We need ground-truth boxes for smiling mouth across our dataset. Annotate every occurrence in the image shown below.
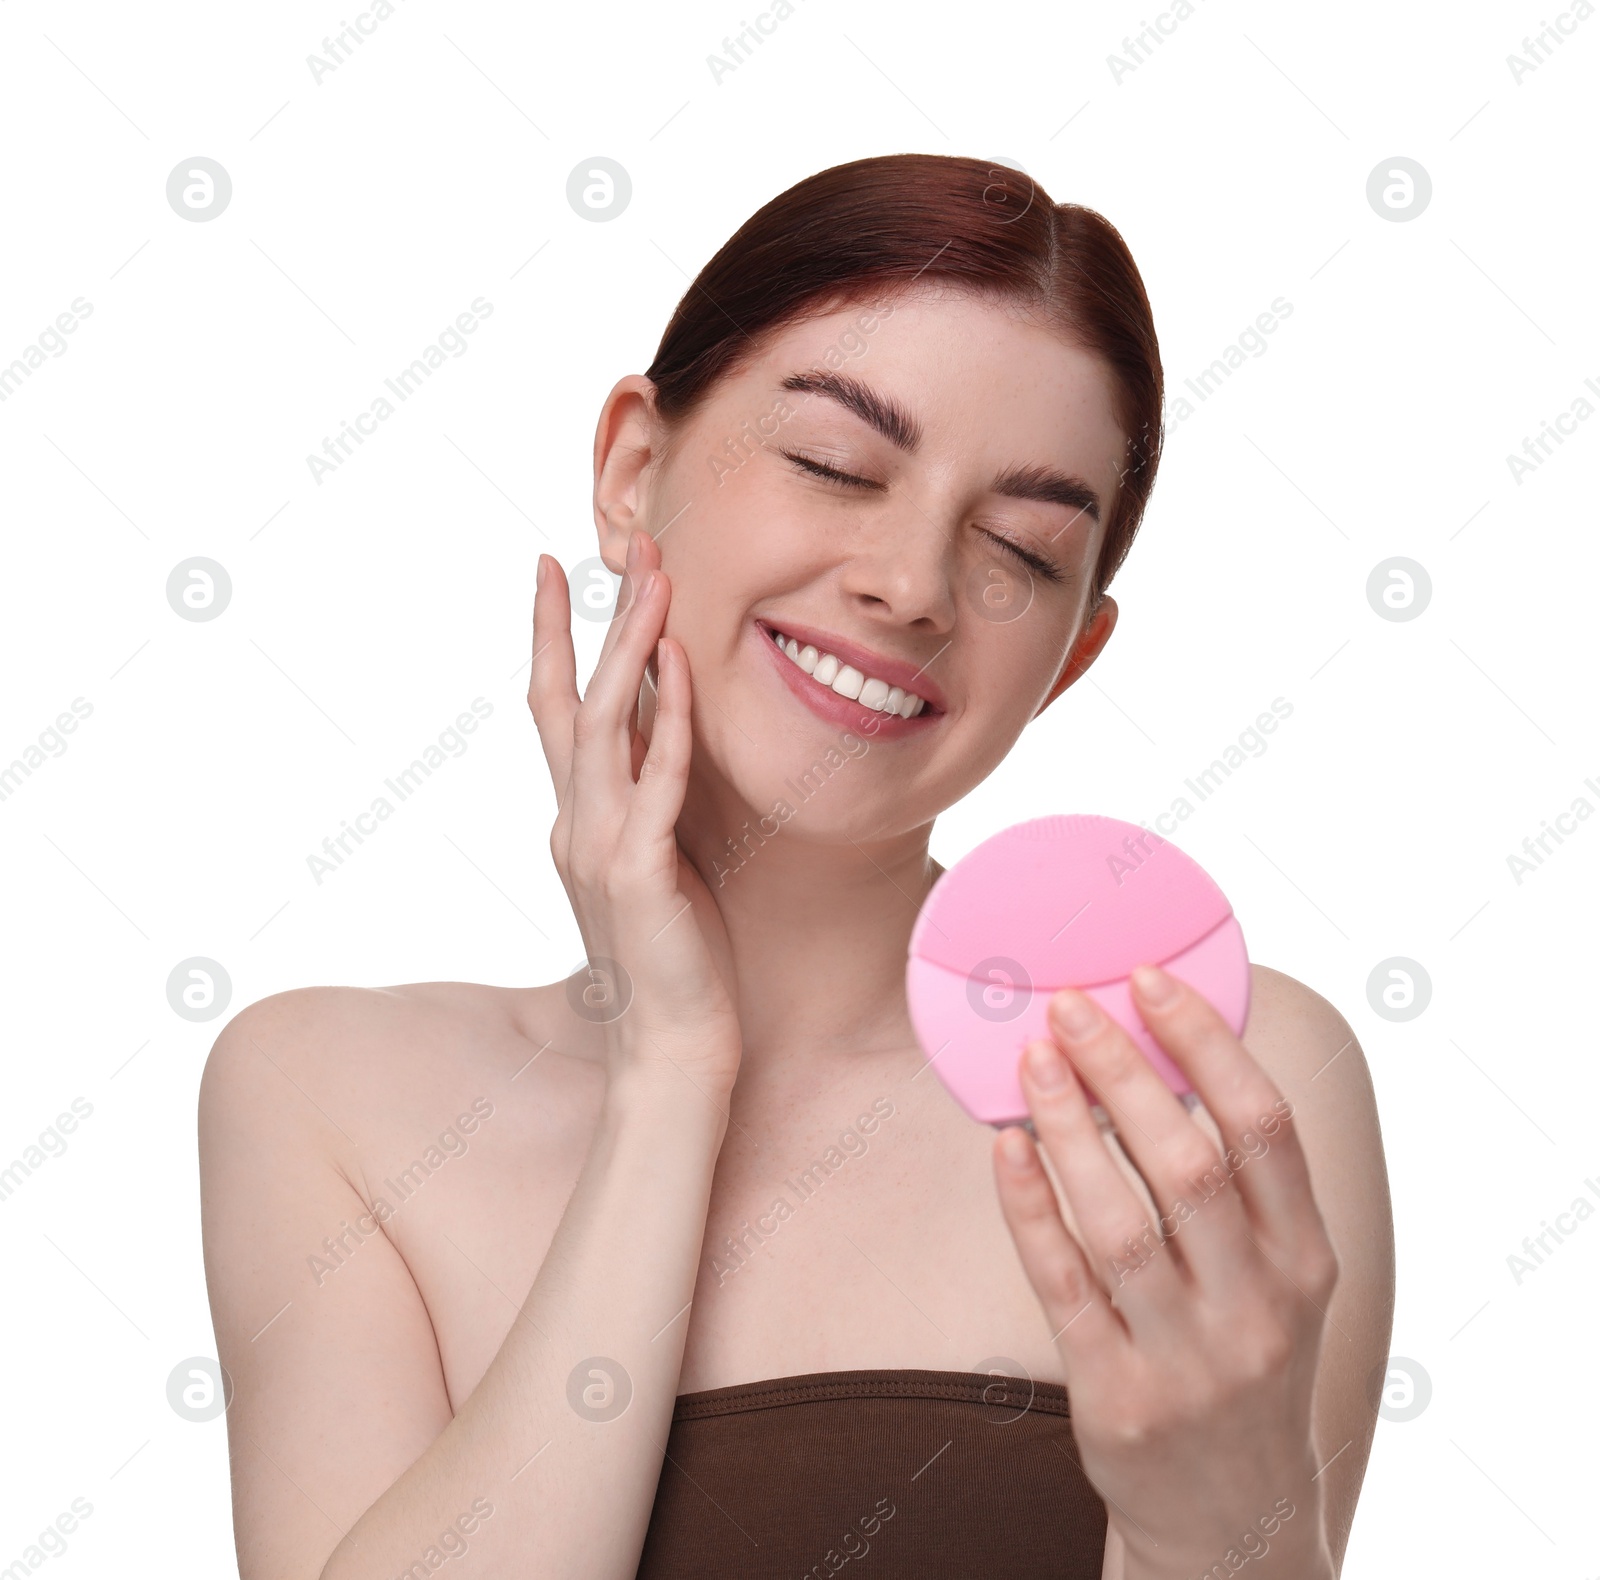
[762,624,937,718]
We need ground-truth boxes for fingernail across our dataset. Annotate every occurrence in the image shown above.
[625,532,643,572]
[638,569,657,600]
[1131,964,1179,1005]
[1051,990,1100,1040]
[998,1127,1033,1167]
[536,554,548,590]
[1026,1039,1068,1089]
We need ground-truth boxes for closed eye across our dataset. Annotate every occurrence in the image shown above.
[781,450,1068,586]
[782,451,887,492]
[977,527,1067,585]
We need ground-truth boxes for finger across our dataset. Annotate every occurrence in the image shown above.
[528,553,580,792]
[626,538,666,781]
[1045,987,1257,1293]
[992,1125,1127,1365]
[577,529,666,728]
[586,528,658,691]
[624,637,692,844]
[530,533,653,803]
[569,566,669,813]
[1129,964,1326,1248]
[1017,1037,1189,1316]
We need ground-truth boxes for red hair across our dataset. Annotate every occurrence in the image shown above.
[644,153,1164,602]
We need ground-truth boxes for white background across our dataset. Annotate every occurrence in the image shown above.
[1,0,1596,1573]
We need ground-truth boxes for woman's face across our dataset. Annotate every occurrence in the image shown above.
[595,288,1130,844]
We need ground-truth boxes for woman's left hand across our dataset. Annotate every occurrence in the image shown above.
[992,963,1340,1580]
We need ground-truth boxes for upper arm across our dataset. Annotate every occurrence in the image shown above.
[198,989,455,1580]
[1240,965,1396,1574]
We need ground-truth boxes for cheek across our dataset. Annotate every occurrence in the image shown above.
[962,613,1076,718]
[680,453,802,566]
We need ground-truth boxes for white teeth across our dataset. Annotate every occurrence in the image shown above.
[767,627,929,718]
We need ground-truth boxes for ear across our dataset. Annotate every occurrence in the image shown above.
[1033,594,1118,719]
[592,374,665,573]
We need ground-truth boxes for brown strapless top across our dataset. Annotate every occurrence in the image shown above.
[636,1369,1107,1578]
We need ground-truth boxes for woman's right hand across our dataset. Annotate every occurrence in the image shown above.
[529,528,743,1096]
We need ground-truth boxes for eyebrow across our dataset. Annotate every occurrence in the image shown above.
[778,370,1102,524]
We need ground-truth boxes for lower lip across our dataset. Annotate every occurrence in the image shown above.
[754,624,941,739]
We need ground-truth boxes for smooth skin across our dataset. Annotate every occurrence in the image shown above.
[199,288,1394,1580]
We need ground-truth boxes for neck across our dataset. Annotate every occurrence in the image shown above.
[674,788,942,1075]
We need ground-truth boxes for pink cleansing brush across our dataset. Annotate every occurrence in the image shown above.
[906,813,1251,1126]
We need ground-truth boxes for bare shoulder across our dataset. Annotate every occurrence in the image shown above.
[200,976,546,1093]
[196,976,599,1580]
[197,974,605,1287]
[1234,961,1393,1301]
[1242,963,1369,1091]
[198,976,591,1159]
[1240,962,1395,1572]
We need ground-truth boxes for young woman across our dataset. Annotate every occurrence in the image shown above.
[199,154,1394,1580]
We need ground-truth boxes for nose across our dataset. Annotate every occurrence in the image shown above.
[834,499,959,634]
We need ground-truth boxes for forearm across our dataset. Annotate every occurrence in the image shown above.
[1116,1488,1335,1580]
[320,1066,727,1580]
[1121,1544,1334,1580]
